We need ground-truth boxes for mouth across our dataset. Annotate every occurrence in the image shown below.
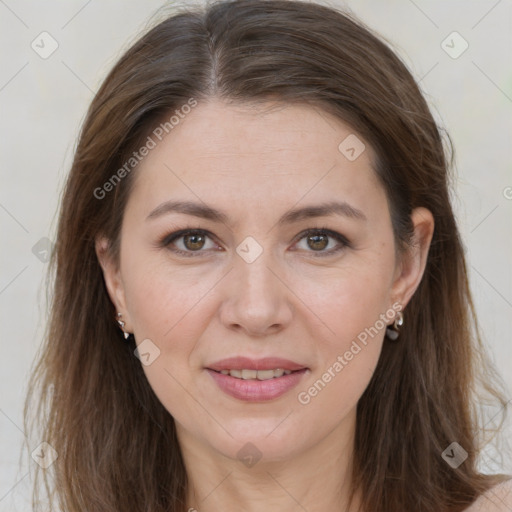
[205,357,308,402]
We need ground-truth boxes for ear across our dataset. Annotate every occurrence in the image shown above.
[95,236,132,330]
[390,207,435,309]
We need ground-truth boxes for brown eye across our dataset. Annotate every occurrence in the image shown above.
[306,233,329,251]
[293,228,350,257]
[183,232,206,251]
[161,229,219,257]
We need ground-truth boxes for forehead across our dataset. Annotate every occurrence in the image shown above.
[147,98,374,163]
[126,98,383,220]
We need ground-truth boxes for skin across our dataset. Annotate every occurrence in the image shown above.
[465,479,512,511]
[96,98,435,512]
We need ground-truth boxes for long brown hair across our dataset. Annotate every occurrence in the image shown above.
[23,1,510,510]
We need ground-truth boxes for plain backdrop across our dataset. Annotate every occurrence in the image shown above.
[1,0,511,510]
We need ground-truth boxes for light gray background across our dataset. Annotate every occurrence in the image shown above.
[1,0,511,510]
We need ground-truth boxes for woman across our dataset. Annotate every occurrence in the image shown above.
[23,0,511,510]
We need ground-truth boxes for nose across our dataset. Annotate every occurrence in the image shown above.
[218,248,294,338]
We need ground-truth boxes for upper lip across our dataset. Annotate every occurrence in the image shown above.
[206,357,307,372]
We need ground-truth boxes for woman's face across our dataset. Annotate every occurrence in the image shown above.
[98,98,430,463]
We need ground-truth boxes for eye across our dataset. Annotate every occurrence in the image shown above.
[161,229,220,257]
[292,228,350,257]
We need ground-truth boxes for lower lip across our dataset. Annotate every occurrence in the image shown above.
[206,369,307,402]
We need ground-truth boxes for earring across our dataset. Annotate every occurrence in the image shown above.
[116,312,132,341]
[386,311,404,341]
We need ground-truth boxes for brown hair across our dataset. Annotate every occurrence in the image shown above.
[23,0,510,511]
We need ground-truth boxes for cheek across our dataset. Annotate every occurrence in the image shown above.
[122,252,221,341]
[292,258,393,412]
[120,258,215,420]
[296,254,394,344]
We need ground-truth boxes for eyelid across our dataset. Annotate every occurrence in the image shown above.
[159,226,350,257]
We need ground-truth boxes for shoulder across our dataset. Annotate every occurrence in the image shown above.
[464,477,512,512]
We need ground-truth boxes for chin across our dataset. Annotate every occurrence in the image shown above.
[198,416,313,464]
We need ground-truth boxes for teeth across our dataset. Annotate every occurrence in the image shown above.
[241,369,258,379]
[219,368,293,380]
[255,369,277,380]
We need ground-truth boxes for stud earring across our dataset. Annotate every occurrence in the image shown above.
[386,311,404,341]
[116,312,132,341]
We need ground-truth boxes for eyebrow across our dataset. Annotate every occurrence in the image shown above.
[146,199,367,226]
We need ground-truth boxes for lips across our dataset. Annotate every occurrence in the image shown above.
[205,357,308,402]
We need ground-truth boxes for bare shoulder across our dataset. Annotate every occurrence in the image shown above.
[464,478,512,512]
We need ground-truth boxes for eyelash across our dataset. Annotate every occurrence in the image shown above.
[159,226,351,258]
